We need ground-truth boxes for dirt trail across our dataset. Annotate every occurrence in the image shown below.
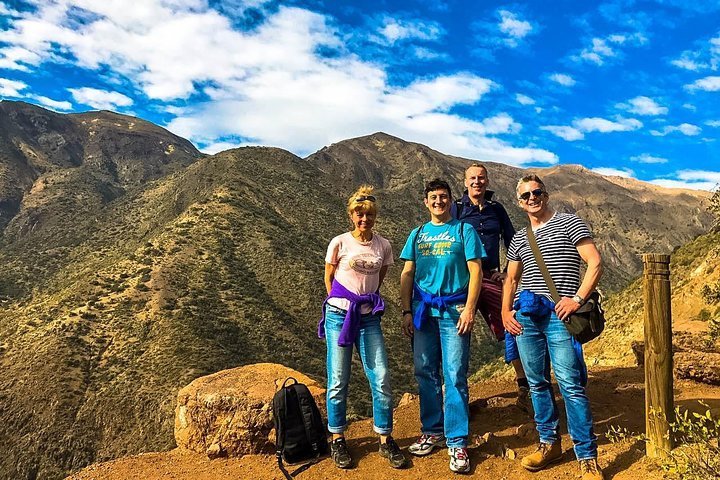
[69,366,720,479]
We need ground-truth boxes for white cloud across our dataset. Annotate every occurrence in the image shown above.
[549,73,576,86]
[579,38,615,65]
[0,77,27,97]
[68,87,133,110]
[541,125,584,141]
[0,1,556,166]
[573,32,646,66]
[412,46,449,61]
[671,33,720,72]
[542,116,641,141]
[671,57,706,71]
[617,96,667,115]
[683,103,696,111]
[650,123,701,136]
[649,179,716,191]
[515,93,535,105]
[376,17,443,44]
[470,8,537,56]
[32,95,72,111]
[481,113,521,134]
[200,140,249,155]
[706,120,720,127]
[592,167,634,178]
[649,169,720,191]
[607,33,647,45]
[0,46,41,71]
[498,10,533,44]
[685,76,720,91]
[630,153,668,164]
[677,170,720,183]
[573,117,642,133]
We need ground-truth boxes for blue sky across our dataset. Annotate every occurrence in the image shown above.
[1,0,720,190]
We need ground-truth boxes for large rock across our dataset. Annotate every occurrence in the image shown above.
[174,363,326,458]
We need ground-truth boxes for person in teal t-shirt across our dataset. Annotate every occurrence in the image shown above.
[399,178,486,474]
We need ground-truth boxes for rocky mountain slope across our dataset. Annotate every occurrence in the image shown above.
[0,101,713,479]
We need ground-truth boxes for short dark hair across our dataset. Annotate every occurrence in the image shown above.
[424,178,452,199]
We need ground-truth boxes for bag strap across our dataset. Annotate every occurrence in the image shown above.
[294,384,321,456]
[277,453,293,480]
[526,228,560,303]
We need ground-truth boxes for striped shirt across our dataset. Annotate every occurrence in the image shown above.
[507,212,592,301]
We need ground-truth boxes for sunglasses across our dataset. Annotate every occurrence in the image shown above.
[518,188,546,201]
[355,195,376,203]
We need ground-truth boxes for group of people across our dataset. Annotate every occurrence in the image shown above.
[318,164,604,480]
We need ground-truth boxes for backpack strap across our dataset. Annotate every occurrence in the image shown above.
[452,200,464,219]
[412,224,424,259]
[277,453,293,480]
[294,384,322,457]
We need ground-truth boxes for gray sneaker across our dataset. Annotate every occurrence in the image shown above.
[448,447,471,474]
[408,433,445,456]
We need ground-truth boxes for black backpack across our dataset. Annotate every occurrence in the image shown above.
[273,377,328,479]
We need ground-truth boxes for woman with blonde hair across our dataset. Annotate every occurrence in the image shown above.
[318,185,408,470]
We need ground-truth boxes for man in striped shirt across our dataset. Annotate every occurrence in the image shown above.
[501,174,604,480]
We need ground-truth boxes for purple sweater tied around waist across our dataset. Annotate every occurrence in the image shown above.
[319,279,385,347]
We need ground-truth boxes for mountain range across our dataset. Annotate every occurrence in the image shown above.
[0,100,713,480]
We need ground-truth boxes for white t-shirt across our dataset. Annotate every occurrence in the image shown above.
[325,232,394,313]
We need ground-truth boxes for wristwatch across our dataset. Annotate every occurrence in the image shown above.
[402,310,412,316]
[571,294,585,306]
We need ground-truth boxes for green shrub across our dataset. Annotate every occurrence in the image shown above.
[606,405,720,479]
[665,405,720,479]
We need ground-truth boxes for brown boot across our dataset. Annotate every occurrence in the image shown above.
[579,458,604,480]
[521,442,562,471]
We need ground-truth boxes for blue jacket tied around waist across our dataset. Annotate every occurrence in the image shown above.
[412,283,468,330]
[319,279,385,347]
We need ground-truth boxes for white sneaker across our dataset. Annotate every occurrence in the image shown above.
[449,447,471,474]
[408,433,445,456]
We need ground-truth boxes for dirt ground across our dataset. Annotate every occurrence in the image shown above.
[68,366,720,480]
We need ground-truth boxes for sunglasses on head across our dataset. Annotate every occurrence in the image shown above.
[355,195,376,203]
[518,188,545,201]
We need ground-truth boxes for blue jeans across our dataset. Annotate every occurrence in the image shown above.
[514,310,597,460]
[413,315,470,448]
[325,305,393,435]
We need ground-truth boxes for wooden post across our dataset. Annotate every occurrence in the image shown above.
[642,253,674,458]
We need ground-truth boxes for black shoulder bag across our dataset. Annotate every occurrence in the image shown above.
[526,228,605,344]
